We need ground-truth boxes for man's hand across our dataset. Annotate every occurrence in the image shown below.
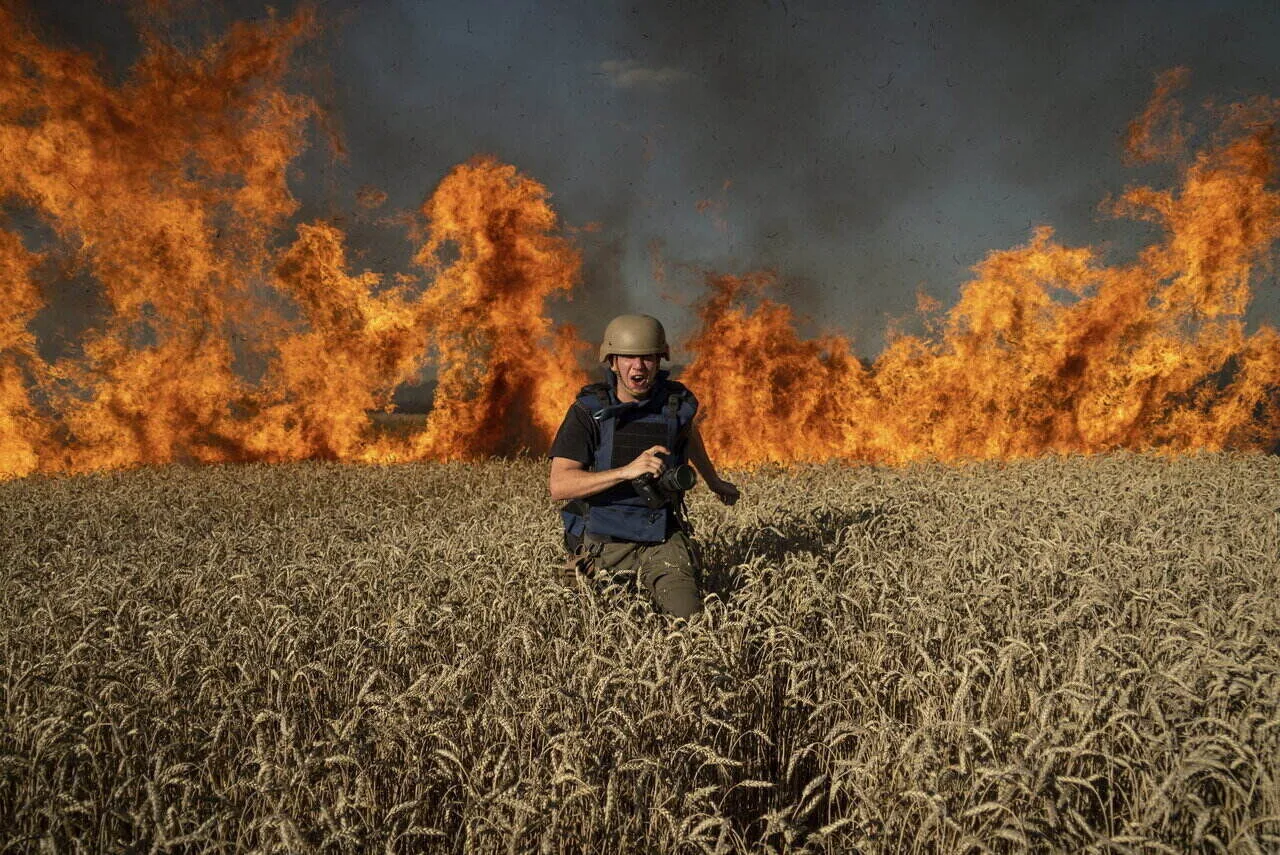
[550,446,671,502]
[621,445,669,481]
[686,424,738,506]
[707,477,740,506]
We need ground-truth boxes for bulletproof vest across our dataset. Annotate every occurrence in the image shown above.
[560,370,697,545]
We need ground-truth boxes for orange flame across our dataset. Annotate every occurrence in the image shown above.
[1,6,1277,477]
[0,230,47,476]
[404,157,586,460]
[684,77,1280,465]
[0,8,583,476]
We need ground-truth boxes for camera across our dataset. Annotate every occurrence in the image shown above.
[632,452,697,509]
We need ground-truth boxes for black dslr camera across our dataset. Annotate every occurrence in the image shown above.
[632,452,697,509]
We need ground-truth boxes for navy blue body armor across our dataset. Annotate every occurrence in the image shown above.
[561,370,698,546]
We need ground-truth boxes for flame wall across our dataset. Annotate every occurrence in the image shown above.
[685,76,1280,465]
[0,8,586,477]
[1,10,1277,478]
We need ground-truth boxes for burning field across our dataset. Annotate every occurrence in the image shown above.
[2,5,1280,854]
[1,11,1279,475]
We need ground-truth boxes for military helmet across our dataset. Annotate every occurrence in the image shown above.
[598,314,669,363]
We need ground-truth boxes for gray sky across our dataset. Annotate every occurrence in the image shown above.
[27,0,1280,359]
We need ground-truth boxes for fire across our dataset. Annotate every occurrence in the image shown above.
[0,3,1276,478]
[0,8,582,477]
[0,229,46,476]
[685,73,1280,465]
[402,158,586,460]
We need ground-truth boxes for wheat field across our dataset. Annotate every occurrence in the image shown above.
[2,453,1278,853]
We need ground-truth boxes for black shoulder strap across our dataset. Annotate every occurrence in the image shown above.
[573,382,612,416]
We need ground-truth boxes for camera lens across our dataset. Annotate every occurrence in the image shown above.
[659,464,697,492]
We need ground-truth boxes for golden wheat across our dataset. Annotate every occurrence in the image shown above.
[1,453,1277,852]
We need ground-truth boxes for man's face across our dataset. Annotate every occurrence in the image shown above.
[612,353,661,400]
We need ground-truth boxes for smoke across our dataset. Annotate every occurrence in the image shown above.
[0,4,588,475]
[21,0,1280,356]
[4,0,1279,476]
[586,0,1280,347]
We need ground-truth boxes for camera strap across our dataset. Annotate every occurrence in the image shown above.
[675,493,695,538]
[663,393,682,451]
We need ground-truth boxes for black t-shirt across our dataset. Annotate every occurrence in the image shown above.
[549,402,641,506]
[548,404,598,466]
[548,388,691,470]
[549,384,693,534]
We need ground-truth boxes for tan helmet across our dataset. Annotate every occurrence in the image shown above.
[598,314,669,363]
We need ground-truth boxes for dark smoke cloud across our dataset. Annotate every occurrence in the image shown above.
[19,0,1280,360]
[581,0,1280,348]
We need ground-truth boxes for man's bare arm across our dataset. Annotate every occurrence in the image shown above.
[686,424,740,505]
[549,447,668,502]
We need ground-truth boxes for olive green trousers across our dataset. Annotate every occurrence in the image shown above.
[587,530,702,619]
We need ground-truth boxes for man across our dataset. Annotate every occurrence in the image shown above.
[548,314,739,618]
